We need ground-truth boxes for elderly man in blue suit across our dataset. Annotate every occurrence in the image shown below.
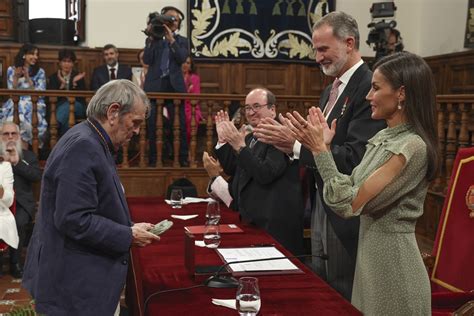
[22,80,160,316]
[143,6,189,167]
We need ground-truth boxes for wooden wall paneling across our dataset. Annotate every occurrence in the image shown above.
[449,62,474,94]
[0,0,14,41]
[197,63,226,93]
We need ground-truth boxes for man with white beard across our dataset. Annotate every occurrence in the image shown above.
[1,122,41,278]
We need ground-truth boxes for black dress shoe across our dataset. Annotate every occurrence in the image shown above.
[10,263,23,279]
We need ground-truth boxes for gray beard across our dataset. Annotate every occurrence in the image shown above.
[2,140,23,159]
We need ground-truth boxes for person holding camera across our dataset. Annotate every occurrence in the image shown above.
[143,6,189,167]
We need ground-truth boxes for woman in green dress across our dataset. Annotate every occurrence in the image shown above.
[286,52,439,315]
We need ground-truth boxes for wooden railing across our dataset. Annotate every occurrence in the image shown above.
[431,95,474,195]
[0,89,472,188]
[0,89,317,168]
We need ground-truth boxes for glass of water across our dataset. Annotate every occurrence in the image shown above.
[236,277,261,316]
[205,199,221,224]
[203,222,221,248]
[170,189,183,209]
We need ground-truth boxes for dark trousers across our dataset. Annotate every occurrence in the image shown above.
[8,206,31,265]
[56,99,86,136]
[147,77,188,164]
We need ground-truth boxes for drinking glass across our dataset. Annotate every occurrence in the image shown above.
[205,199,221,224]
[236,277,261,316]
[203,222,221,248]
[170,189,183,209]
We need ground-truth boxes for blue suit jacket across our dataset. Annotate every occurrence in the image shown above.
[143,34,188,93]
[90,64,133,91]
[22,121,133,316]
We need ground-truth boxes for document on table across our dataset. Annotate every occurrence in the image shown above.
[216,247,299,272]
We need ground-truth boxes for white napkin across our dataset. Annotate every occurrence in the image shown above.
[195,240,206,247]
[171,214,198,220]
[165,198,213,205]
[183,197,214,204]
[211,299,236,310]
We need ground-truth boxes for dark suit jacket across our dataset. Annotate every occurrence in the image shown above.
[300,62,386,259]
[216,135,305,255]
[48,69,87,104]
[143,35,188,93]
[90,64,132,91]
[12,149,41,219]
[22,121,133,315]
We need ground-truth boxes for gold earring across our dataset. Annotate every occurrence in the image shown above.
[397,100,402,110]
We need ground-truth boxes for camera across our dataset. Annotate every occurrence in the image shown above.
[366,2,403,61]
[144,11,176,39]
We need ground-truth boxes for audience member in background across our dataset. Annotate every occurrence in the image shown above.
[90,44,132,91]
[387,28,404,55]
[48,49,87,136]
[182,56,202,144]
[254,11,385,300]
[0,122,41,278]
[286,51,436,316]
[143,6,189,166]
[0,137,18,277]
[132,49,148,89]
[22,80,160,316]
[1,44,48,147]
[214,88,305,255]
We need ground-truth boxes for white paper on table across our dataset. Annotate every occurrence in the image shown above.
[171,214,198,220]
[211,299,236,310]
[182,197,214,204]
[165,197,213,205]
[195,240,206,247]
[216,247,299,272]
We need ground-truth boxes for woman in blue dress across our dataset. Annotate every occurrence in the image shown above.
[2,44,48,146]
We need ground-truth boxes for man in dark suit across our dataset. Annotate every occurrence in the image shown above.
[214,88,305,255]
[22,80,160,315]
[254,12,386,301]
[1,122,41,279]
[90,44,132,91]
[143,6,189,166]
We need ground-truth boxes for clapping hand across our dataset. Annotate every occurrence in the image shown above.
[72,72,86,87]
[215,110,230,144]
[203,152,222,178]
[284,109,328,155]
[308,106,337,145]
[253,115,296,154]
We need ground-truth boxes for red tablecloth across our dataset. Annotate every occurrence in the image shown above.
[126,197,361,316]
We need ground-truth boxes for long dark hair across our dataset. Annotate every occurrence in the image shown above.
[374,51,439,180]
[14,43,40,77]
[186,56,197,74]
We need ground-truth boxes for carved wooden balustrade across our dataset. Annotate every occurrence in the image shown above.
[0,89,472,190]
[431,95,474,195]
[0,89,317,168]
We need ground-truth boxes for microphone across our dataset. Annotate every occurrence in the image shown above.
[204,253,328,288]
